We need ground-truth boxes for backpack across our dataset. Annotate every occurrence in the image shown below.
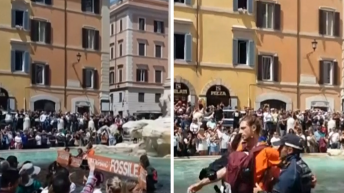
[226,144,268,193]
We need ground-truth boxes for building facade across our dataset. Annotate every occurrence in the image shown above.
[109,0,168,116]
[0,0,110,113]
[174,0,256,109]
[255,0,342,111]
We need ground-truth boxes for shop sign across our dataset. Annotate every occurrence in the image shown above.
[210,86,227,96]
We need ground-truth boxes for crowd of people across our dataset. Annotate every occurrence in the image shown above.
[0,148,158,193]
[0,110,136,150]
[174,101,344,157]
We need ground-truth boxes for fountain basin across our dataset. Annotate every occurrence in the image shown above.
[174,154,344,193]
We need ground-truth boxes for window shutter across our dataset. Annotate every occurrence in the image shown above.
[45,22,51,44]
[136,69,140,81]
[23,11,29,30]
[11,10,16,27]
[31,63,36,84]
[232,39,238,65]
[318,61,324,84]
[233,0,238,12]
[161,22,165,33]
[93,69,98,89]
[247,0,253,14]
[11,50,15,72]
[81,0,86,12]
[145,70,148,82]
[318,10,325,35]
[82,68,86,88]
[256,1,264,28]
[248,40,255,67]
[185,33,192,62]
[44,65,50,85]
[94,30,100,50]
[45,0,52,5]
[333,61,339,85]
[334,12,340,37]
[94,0,100,14]
[273,56,279,82]
[185,0,191,5]
[24,52,30,73]
[274,4,281,30]
[257,55,263,81]
[82,28,88,48]
[154,21,157,32]
[30,20,38,41]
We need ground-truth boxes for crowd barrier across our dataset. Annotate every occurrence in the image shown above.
[56,150,147,189]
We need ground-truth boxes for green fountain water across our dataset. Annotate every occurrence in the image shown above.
[174,155,344,193]
[0,149,170,192]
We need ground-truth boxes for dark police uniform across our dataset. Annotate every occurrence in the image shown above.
[271,134,313,193]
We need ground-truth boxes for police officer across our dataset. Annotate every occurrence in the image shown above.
[266,134,313,193]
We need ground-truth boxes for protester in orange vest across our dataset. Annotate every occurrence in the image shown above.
[187,115,317,193]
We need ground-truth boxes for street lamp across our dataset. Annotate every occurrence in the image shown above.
[311,39,318,51]
[76,52,81,62]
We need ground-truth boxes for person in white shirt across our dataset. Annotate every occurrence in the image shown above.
[263,109,274,135]
[219,129,230,154]
[35,133,42,146]
[328,116,336,133]
[23,114,30,131]
[40,112,47,123]
[190,118,200,135]
[5,113,12,123]
[329,129,340,149]
[57,116,64,131]
[270,132,280,144]
[14,133,22,149]
[287,113,296,131]
[88,116,95,132]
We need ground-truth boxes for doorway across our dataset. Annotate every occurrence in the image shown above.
[34,100,55,112]
[205,85,230,107]
[77,106,90,114]
[260,99,286,110]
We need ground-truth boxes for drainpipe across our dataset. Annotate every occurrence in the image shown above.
[64,0,67,108]
[296,0,301,108]
[248,83,255,109]
[196,0,200,71]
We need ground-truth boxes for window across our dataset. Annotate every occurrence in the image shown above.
[155,45,162,58]
[256,2,281,30]
[237,40,247,65]
[31,20,51,44]
[119,43,123,56]
[138,43,146,56]
[261,56,273,81]
[323,61,333,85]
[31,64,48,85]
[82,0,100,14]
[174,0,185,3]
[155,70,162,83]
[82,28,99,50]
[138,93,145,103]
[238,0,247,10]
[118,68,122,82]
[154,21,164,33]
[119,20,123,32]
[325,11,334,36]
[83,68,95,88]
[14,50,24,71]
[174,34,185,59]
[136,69,148,82]
[33,0,52,5]
[138,18,145,31]
[155,93,161,103]
[111,24,114,35]
[109,71,114,85]
[119,92,122,102]
[257,55,278,82]
[14,10,24,27]
[110,47,114,59]
[262,3,274,29]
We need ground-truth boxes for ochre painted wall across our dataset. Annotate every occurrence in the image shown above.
[174,1,257,108]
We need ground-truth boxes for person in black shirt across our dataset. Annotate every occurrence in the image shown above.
[139,154,158,192]
[214,105,223,122]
